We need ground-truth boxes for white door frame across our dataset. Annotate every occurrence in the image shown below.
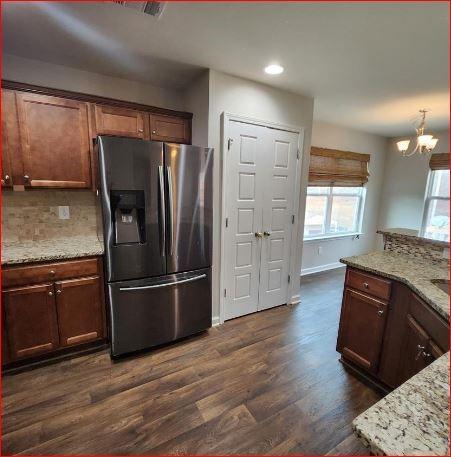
[219,112,305,324]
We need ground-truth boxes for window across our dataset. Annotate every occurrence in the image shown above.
[421,170,450,242]
[304,186,365,239]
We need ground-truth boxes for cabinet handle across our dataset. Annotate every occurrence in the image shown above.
[138,128,143,133]
[4,175,10,182]
[263,231,271,237]
[23,174,30,181]
[415,344,426,361]
[48,291,53,296]
[56,289,62,294]
[377,309,384,315]
[254,232,263,238]
[363,282,369,289]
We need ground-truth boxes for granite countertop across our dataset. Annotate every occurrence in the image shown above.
[2,235,104,265]
[340,250,449,321]
[353,352,450,456]
[377,228,449,249]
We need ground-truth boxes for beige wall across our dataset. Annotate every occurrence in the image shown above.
[378,130,450,230]
[3,54,185,111]
[208,70,314,320]
[301,121,388,275]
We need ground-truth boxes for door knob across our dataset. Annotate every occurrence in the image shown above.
[263,231,271,237]
[254,232,263,238]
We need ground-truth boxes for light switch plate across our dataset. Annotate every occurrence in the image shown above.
[58,206,70,220]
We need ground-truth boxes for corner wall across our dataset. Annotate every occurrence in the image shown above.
[208,70,314,321]
[301,121,387,275]
[378,130,450,230]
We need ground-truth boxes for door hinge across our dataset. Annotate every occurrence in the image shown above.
[227,138,234,150]
[288,275,291,283]
[225,217,229,228]
[224,289,227,297]
[292,214,295,224]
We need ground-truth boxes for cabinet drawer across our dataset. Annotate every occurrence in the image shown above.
[346,268,391,301]
[3,258,100,288]
[409,292,449,353]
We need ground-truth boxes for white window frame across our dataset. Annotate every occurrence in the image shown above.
[303,186,366,241]
[420,170,450,239]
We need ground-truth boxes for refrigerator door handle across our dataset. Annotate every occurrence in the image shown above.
[119,274,207,291]
[166,166,174,256]
[158,165,166,256]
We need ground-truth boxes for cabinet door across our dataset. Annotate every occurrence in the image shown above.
[16,92,92,188]
[3,284,59,360]
[150,114,191,144]
[94,105,149,139]
[398,314,433,384]
[1,89,20,187]
[55,276,104,347]
[337,288,388,373]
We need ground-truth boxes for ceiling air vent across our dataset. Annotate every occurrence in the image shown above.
[111,1,166,18]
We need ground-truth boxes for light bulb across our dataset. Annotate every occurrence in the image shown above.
[427,138,439,150]
[264,64,284,75]
[418,135,433,147]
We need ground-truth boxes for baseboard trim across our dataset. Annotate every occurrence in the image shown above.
[212,316,221,326]
[301,262,345,277]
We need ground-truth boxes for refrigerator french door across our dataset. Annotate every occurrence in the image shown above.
[98,136,213,357]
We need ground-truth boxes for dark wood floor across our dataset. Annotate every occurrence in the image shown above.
[2,268,381,455]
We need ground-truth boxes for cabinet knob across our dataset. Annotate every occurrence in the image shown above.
[152,130,156,134]
[254,232,263,238]
[4,174,10,182]
[377,309,384,315]
[48,291,53,296]
[363,282,369,289]
[49,270,56,275]
[56,289,62,294]
[23,174,30,181]
[138,128,143,133]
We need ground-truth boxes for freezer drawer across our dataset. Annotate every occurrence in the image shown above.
[108,268,211,357]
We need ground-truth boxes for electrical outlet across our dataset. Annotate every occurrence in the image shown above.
[318,246,323,255]
[58,206,70,220]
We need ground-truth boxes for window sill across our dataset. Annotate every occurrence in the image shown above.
[303,233,363,243]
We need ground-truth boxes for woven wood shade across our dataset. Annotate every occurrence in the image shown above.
[309,147,370,187]
[429,153,450,170]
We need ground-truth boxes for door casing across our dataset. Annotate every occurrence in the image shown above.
[219,112,305,324]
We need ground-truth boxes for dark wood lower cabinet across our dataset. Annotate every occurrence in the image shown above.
[337,289,387,373]
[2,257,106,368]
[55,276,104,347]
[3,283,60,360]
[338,267,449,390]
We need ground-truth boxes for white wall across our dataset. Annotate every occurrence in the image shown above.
[183,70,209,147]
[301,121,388,275]
[208,70,314,321]
[3,54,185,111]
[378,130,450,230]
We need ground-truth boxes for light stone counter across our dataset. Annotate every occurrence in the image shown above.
[2,236,104,265]
[341,250,449,321]
[353,353,449,456]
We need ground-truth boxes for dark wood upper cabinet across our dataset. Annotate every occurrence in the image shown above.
[3,284,59,361]
[1,89,19,187]
[337,288,388,373]
[94,105,149,139]
[55,276,104,347]
[150,114,191,144]
[15,92,92,188]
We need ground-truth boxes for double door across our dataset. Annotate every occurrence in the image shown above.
[224,121,299,320]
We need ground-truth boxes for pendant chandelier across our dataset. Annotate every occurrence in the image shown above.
[396,109,438,157]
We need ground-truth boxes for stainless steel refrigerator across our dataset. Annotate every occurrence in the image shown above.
[98,136,213,357]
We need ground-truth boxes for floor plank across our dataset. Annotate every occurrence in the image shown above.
[2,268,380,455]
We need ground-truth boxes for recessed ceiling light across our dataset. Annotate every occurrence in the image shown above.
[264,64,284,75]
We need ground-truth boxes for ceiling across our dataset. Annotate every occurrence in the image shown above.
[3,1,449,136]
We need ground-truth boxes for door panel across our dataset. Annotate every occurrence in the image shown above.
[16,92,92,188]
[258,129,298,311]
[94,105,149,139]
[150,114,190,143]
[1,89,19,187]
[224,122,266,320]
[98,136,165,281]
[55,276,104,347]
[337,288,388,373]
[108,268,211,356]
[3,284,59,360]
[164,144,213,274]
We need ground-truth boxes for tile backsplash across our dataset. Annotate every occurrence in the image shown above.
[2,190,102,244]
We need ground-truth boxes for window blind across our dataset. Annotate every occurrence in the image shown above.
[308,147,370,187]
[429,153,450,170]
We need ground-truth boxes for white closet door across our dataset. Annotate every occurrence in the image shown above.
[258,128,298,311]
[224,121,265,320]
